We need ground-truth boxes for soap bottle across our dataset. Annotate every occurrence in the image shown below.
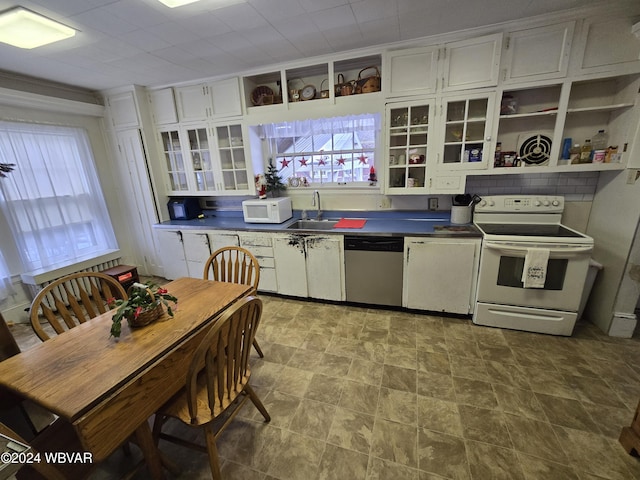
[494,142,502,167]
[569,143,581,164]
[592,130,608,151]
[580,139,592,163]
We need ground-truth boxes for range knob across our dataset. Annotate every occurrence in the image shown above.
[552,199,560,206]
[534,200,541,206]
[488,200,495,207]
[543,200,550,206]
[480,200,487,207]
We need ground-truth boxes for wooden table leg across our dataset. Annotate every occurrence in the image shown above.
[134,422,165,479]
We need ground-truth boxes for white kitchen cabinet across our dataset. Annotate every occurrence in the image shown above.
[175,78,242,123]
[384,33,501,97]
[182,231,212,278]
[156,230,189,280]
[159,122,252,195]
[273,234,308,297]
[214,123,250,192]
[209,231,240,252]
[148,88,178,125]
[561,74,640,166]
[239,233,277,293]
[385,46,439,97]
[493,83,563,168]
[106,91,139,129]
[577,16,640,75]
[441,33,502,92]
[273,233,344,300]
[385,99,435,193]
[502,22,574,84]
[403,237,480,314]
[159,128,189,193]
[437,91,496,170]
[305,235,345,301]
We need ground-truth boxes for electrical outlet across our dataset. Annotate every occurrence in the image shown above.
[627,169,640,185]
[380,196,391,209]
[428,197,438,210]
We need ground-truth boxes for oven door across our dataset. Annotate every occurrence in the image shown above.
[477,241,592,311]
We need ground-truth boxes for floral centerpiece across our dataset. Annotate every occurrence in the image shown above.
[109,282,177,338]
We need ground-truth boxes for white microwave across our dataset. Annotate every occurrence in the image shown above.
[242,197,293,223]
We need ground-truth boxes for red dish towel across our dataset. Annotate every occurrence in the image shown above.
[334,218,367,229]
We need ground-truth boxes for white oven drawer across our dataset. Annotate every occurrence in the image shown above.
[474,302,578,336]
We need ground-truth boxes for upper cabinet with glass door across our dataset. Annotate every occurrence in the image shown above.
[214,123,250,193]
[160,129,189,194]
[185,127,217,193]
[386,100,434,193]
[437,92,495,170]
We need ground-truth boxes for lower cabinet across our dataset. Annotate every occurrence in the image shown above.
[156,229,189,280]
[273,233,345,301]
[403,237,481,314]
[182,231,212,278]
[239,233,277,293]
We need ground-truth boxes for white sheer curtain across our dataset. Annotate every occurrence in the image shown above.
[0,250,14,300]
[0,121,118,273]
[260,113,380,138]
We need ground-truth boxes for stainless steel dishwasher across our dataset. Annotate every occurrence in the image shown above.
[344,236,404,306]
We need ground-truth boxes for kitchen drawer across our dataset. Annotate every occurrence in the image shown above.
[245,245,274,258]
[255,257,275,268]
[240,235,273,248]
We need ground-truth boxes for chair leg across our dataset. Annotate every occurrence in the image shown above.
[204,425,223,480]
[252,338,264,358]
[245,384,270,422]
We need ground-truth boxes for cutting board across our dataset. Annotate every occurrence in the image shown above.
[334,218,367,229]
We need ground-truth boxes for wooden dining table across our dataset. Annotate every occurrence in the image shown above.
[0,277,252,479]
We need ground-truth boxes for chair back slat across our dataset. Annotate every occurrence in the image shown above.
[185,296,262,424]
[30,272,127,341]
[203,247,260,294]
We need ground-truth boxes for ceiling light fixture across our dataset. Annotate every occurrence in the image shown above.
[0,7,75,49]
[156,0,203,7]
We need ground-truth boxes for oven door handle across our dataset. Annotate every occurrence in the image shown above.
[483,241,593,256]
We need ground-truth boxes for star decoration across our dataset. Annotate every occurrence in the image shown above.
[299,157,308,166]
[358,153,368,164]
[336,157,346,165]
[280,158,290,168]
[317,157,327,166]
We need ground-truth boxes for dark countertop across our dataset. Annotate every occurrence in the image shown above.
[154,210,482,238]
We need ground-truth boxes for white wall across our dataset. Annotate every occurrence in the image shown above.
[584,169,640,333]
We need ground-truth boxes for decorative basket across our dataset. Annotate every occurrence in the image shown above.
[127,304,163,328]
[126,286,163,328]
[355,66,381,94]
[335,73,354,97]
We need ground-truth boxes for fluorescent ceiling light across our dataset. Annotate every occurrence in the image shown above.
[0,7,75,49]
[156,0,203,7]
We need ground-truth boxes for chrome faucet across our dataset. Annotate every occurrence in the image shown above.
[312,190,322,220]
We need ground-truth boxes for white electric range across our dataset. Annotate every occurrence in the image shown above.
[473,195,594,336]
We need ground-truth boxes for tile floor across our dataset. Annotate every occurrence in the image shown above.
[9,293,640,480]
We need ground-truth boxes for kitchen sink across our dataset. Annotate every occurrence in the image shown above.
[286,219,339,230]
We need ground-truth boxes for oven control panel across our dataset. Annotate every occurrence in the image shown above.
[475,195,564,213]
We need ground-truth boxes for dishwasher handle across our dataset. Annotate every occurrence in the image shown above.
[344,236,404,252]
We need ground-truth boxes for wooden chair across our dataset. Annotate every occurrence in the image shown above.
[152,296,270,479]
[203,246,264,357]
[29,272,127,341]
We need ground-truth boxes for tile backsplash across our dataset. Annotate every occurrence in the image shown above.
[466,172,599,201]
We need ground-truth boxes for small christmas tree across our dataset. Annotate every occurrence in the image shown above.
[265,158,287,197]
